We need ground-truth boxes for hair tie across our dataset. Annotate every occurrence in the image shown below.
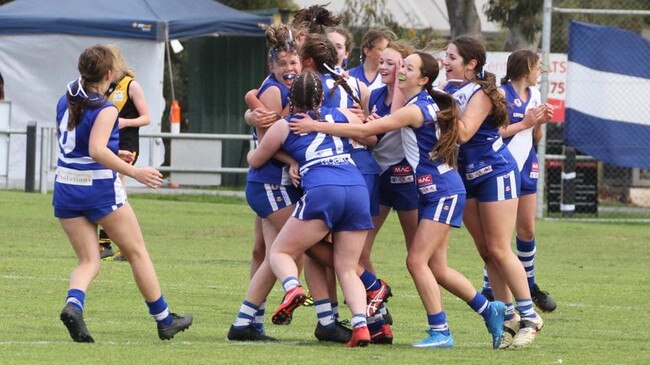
[322,63,342,77]
[67,77,89,98]
[478,61,489,79]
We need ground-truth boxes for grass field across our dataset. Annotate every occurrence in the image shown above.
[1,190,648,364]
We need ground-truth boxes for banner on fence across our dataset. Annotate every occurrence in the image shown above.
[565,21,650,169]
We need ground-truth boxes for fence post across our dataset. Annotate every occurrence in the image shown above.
[561,146,576,217]
[25,121,37,192]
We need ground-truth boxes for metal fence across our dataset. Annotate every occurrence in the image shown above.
[539,0,650,220]
[0,126,254,192]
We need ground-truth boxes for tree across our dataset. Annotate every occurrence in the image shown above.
[484,0,543,51]
[445,0,482,38]
[485,0,649,51]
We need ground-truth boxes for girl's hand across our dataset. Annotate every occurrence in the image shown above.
[118,150,135,163]
[365,112,381,123]
[289,161,301,187]
[288,113,319,134]
[349,103,365,120]
[252,108,279,128]
[133,167,163,188]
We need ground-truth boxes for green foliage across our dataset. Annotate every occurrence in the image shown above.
[484,0,544,43]
[1,190,649,364]
[485,0,650,51]
[340,0,440,68]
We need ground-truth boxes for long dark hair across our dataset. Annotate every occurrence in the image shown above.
[66,45,113,130]
[450,36,508,129]
[289,70,324,122]
[501,49,539,84]
[300,33,361,107]
[415,51,459,169]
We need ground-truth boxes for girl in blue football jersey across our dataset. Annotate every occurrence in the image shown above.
[348,27,397,91]
[248,70,373,347]
[54,45,191,343]
[442,36,545,348]
[229,24,304,341]
[290,51,507,349]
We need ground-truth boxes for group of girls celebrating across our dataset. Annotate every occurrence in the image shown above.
[229,4,555,350]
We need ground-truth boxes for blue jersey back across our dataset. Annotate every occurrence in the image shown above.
[282,108,365,190]
[53,94,124,209]
[320,73,380,174]
[247,74,292,184]
[400,91,464,196]
[321,73,360,109]
[444,81,516,184]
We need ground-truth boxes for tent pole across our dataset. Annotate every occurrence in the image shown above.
[165,30,176,101]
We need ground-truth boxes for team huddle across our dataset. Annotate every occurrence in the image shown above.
[52,3,556,349]
[230,4,557,349]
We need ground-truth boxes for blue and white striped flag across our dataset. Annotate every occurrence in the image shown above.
[565,21,650,169]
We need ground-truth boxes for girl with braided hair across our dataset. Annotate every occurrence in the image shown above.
[442,36,546,348]
[289,51,508,349]
[247,70,373,347]
[228,23,303,342]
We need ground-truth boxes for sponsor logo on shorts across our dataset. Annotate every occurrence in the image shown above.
[419,185,438,194]
[417,175,433,185]
[465,165,493,180]
[276,196,284,203]
[269,184,279,190]
[392,165,413,175]
[390,175,414,184]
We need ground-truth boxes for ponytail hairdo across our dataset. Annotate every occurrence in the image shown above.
[300,33,362,107]
[66,45,114,131]
[292,4,341,35]
[415,51,459,169]
[451,36,508,129]
[289,70,324,122]
[265,24,297,62]
[501,49,539,85]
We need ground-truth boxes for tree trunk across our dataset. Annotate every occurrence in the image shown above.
[445,0,482,38]
[503,26,541,51]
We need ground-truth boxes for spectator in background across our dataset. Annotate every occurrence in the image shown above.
[98,44,151,261]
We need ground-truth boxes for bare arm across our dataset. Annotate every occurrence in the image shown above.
[119,80,150,128]
[341,108,377,147]
[247,120,288,168]
[289,104,422,139]
[89,107,162,188]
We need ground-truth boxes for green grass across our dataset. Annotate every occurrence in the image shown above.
[0,190,649,364]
